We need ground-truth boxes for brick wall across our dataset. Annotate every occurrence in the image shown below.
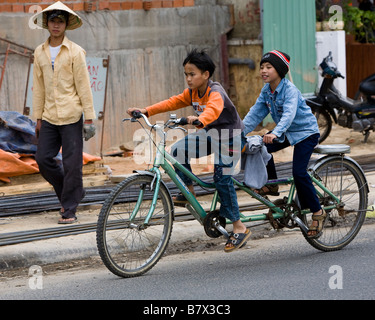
[0,0,195,13]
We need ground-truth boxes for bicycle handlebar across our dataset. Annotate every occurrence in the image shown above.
[177,117,202,126]
[128,111,202,128]
[128,112,279,145]
[131,110,143,119]
[129,111,154,128]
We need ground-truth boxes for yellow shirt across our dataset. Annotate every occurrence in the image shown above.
[32,36,96,125]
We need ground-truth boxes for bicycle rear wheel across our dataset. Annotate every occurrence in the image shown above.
[303,157,368,251]
[96,174,173,278]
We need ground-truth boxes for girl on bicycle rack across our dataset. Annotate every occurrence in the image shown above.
[127,49,251,252]
[243,50,325,239]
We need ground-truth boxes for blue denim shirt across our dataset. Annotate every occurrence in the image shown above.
[243,78,319,146]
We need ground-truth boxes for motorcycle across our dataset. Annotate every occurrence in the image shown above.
[306,52,375,143]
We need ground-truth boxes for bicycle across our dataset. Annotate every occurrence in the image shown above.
[96,112,369,278]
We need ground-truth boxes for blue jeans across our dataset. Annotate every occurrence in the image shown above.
[266,133,321,213]
[171,130,244,222]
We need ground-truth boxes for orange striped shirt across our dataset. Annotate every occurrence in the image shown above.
[146,80,243,136]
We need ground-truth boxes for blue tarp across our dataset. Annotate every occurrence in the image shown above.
[0,111,100,183]
[0,111,38,154]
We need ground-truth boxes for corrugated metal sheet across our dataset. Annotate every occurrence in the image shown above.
[262,0,317,94]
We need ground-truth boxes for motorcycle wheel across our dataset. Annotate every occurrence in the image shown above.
[311,107,332,143]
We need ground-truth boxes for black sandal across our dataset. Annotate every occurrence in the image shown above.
[224,229,251,253]
[254,185,279,196]
[58,217,78,224]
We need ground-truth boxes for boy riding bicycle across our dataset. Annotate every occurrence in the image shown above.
[243,50,325,238]
[127,49,250,252]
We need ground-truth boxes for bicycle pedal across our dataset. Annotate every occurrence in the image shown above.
[290,213,309,234]
[215,224,230,239]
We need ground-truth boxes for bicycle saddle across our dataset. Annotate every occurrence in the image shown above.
[313,144,350,154]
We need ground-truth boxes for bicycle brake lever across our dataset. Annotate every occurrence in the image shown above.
[175,126,187,132]
[123,114,141,122]
[167,124,187,132]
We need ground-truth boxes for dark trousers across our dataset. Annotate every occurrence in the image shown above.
[35,118,83,219]
[266,133,321,213]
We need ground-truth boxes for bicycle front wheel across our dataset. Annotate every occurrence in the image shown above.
[96,174,174,278]
[303,157,368,251]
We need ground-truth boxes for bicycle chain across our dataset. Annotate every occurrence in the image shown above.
[267,199,301,230]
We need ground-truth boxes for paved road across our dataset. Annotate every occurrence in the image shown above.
[1,222,375,304]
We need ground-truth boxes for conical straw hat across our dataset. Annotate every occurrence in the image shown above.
[32,1,82,30]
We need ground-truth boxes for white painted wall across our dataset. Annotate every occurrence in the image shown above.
[315,30,347,97]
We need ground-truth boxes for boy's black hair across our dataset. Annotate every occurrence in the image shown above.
[183,49,216,78]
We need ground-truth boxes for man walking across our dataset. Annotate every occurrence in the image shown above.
[32,1,96,224]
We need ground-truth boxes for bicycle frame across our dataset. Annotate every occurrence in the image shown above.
[138,124,342,232]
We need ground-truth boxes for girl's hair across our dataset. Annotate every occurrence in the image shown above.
[183,49,216,78]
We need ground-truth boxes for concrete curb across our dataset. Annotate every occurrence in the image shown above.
[0,220,208,270]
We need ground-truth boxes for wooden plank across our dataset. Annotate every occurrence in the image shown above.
[0,175,109,196]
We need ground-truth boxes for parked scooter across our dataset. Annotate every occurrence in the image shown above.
[306,52,375,143]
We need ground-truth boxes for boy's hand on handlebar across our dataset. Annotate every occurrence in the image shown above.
[187,115,200,125]
[126,108,147,117]
[263,133,277,144]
